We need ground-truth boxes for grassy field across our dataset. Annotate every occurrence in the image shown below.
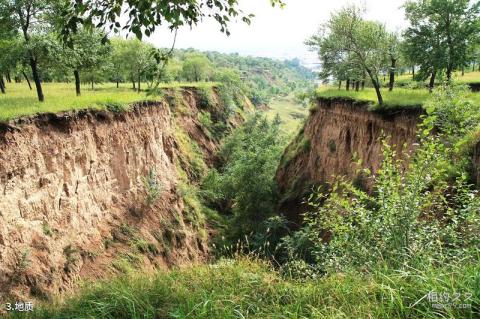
[394,71,480,86]
[9,257,479,319]
[317,86,480,109]
[264,94,308,135]
[0,82,217,121]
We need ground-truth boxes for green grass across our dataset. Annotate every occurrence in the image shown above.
[316,86,480,110]
[455,71,480,84]
[264,94,308,135]
[0,82,217,121]
[9,257,479,319]
[392,71,480,86]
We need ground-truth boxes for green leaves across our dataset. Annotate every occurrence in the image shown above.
[202,113,286,239]
[62,0,284,40]
[307,5,391,104]
[403,0,480,80]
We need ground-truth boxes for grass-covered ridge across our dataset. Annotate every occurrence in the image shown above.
[0,82,217,121]
[316,86,480,110]
[9,257,479,319]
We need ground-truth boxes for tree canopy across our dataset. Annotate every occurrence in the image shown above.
[307,5,390,104]
[404,0,480,82]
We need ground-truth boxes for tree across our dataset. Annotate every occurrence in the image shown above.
[182,53,212,82]
[0,39,20,93]
[132,41,156,92]
[387,34,401,91]
[110,39,156,91]
[404,0,480,82]
[307,6,390,105]
[0,0,56,102]
[62,0,285,41]
[64,29,111,95]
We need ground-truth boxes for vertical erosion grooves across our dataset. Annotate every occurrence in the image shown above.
[0,94,221,300]
[275,98,423,223]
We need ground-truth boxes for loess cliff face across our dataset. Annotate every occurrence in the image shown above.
[0,88,243,300]
[276,98,422,221]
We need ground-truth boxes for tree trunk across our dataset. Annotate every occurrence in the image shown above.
[366,69,383,105]
[6,71,11,83]
[132,78,136,90]
[338,80,342,90]
[355,81,359,91]
[412,66,415,79]
[389,58,396,91]
[74,70,81,96]
[361,80,365,90]
[137,74,141,93]
[429,70,437,93]
[346,79,350,91]
[472,61,476,72]
[116,80,119,88]
[22,71,32,90]
[0,76,5,94]
[29,56,44,102]
[91,80,94,90]
[461,66,465,76]
[446,66,453,82]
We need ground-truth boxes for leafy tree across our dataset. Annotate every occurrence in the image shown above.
[111,39,156,91]
[63,28,111,95]
[202,114,286,239]
[159,58,183,82]
[182,53,212,82]
[404,0,480,83]
[132,41,156,92]
[387,33,401,91]
[0,0,57,102]
[0,39,21,92]
[61,0,285,40]
[307,6,390,105]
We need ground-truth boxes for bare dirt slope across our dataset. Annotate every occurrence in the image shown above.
[0,88,244,301]
[276,97,422,221]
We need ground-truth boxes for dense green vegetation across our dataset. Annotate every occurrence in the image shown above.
[202,114,287,242]
[307,1,480,104]
[0,0,312,112]
[11,257,480,319]
[0,34,313,119]
[2,0,480,318]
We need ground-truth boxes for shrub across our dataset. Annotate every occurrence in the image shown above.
[202,113,287,240]
[143,169,163,206]
[105,102,128,113]
[197,85,215,108]
[301,133,480,273]
[198,111,213,138]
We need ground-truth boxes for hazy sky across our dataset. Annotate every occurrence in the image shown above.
[146,0,408,62]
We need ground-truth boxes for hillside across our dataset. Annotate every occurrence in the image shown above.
[0,86,252,302]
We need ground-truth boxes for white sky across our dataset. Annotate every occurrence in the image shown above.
[146,0,408,63]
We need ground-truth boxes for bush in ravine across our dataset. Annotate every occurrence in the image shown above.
[202,113,287,240]
[301,135,480,273]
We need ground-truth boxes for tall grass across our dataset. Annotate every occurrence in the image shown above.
[8,257,479,319]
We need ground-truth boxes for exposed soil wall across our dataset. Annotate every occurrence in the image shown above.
[0,88,243,301]
[276,97,423,222]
